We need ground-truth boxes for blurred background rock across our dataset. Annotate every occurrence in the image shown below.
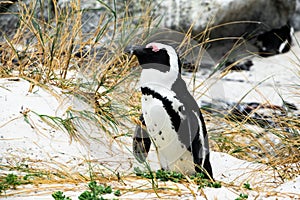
[0,0,299,62]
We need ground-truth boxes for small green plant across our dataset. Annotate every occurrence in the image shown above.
[135,167,177,183]
[113,189,121,197]
[78,181,120,200]
[134,167,221,188]
[52,191,72,200]
[235,193,248,200]
[155,169,184,183]
[4,174,21,188]
[134,167,155,179]
[243,182,252,190]
[190,173,222,189]
[134,167,184,182]
[0,174,22,194]
[52,181,121,200]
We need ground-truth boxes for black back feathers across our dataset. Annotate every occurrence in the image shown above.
[255,24,293,57]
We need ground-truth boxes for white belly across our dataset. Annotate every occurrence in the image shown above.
[142,95,195,174]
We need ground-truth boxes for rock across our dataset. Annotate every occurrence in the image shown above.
[1,0,296,39]
[113,0,296,61]
[0,0,297,62]
[159,0,295,37]
[0,0,19,39]
[291,0,300,30]
[0,0,55,40]
[1,0,296,36]
[153,0,296,62]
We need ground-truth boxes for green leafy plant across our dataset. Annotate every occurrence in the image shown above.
[134,167,155,179]
[134,167,221,189]
[113,189,121,197]
[0,174,22,194]
[52,191,72,200]
[78,181,119,200]
[134,167,184,182]
[235,193,248,200]
[155,169,184,183]
[243,182,252,190]
[190,173,221,189]
[52,181,121,200]
[23,172,44,181]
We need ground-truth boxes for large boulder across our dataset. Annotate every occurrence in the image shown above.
[0,0,19,38]
[0,0,55,40]
[153,0,296,61]
[0,0,297,62]
[1,0,297,39]
[155,0,296,37]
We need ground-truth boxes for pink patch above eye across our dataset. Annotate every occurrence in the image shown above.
[146,43,160,52]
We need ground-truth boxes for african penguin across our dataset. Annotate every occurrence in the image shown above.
[255,24,294,57]
[131,42,213,179]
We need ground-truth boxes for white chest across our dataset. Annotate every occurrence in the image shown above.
[140,69,177,90]
[141,94,195,174]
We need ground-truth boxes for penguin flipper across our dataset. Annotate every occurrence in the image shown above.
[133,114,151,163]
[194,111,214,180]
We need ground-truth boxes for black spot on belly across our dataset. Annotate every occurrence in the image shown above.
[161,137,164,140]
[159,131,162,135]
[141,87,181,132]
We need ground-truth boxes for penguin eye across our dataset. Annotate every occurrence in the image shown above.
[178,105,185,112]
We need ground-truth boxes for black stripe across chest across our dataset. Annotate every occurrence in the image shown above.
[141,87,181,132]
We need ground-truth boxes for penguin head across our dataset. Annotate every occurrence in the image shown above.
[131,42,181,73]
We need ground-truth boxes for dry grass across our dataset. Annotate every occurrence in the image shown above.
[0,0,152,138]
